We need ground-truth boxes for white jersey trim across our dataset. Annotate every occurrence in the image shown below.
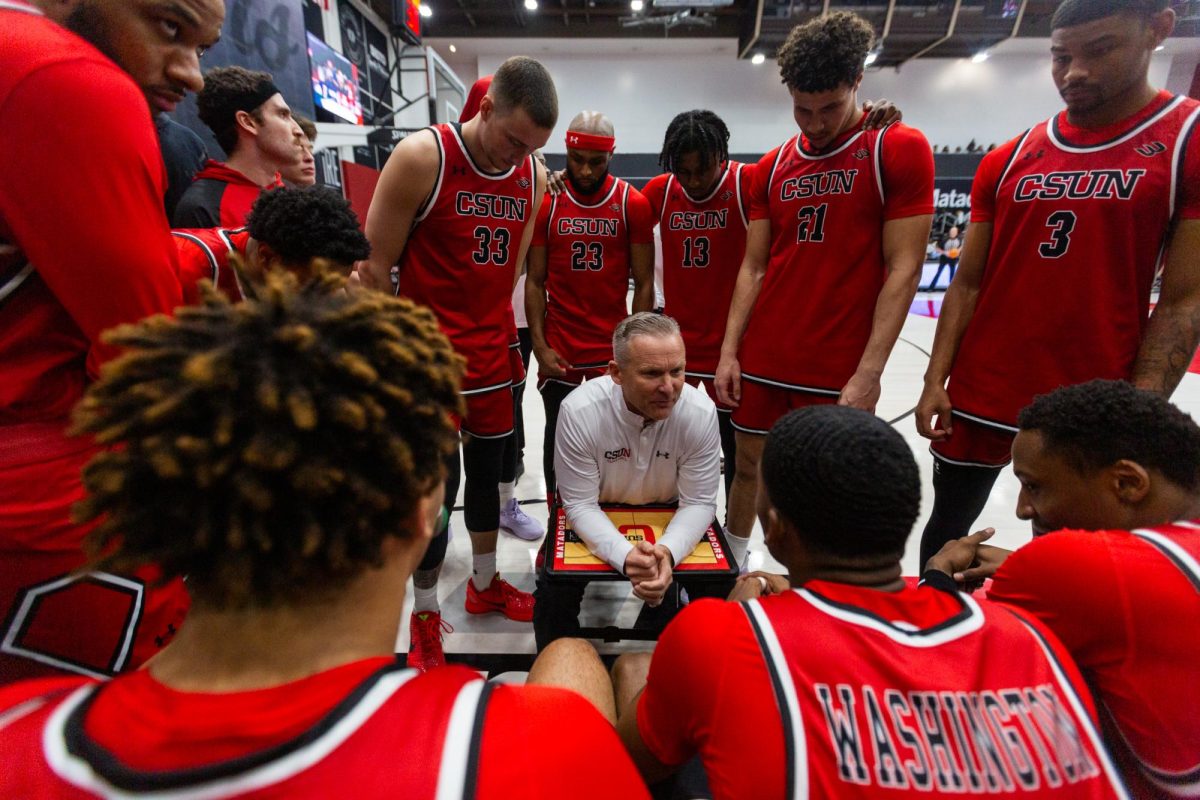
[563,177,621,210]
[734,163,750,228]
[744,600,809,800]
[414,127,446,225]
[447,124,517,181]
[1169,104,1200,219]
[435,680,487,800]
[1,571,143,680]
[794,130,866,161]
[872,124,889,204]
[0,1,40,14]
[171,231,220,285]
[795,586,986,647]
[1047,95,1188,154]
[43,669,421,800]
[0,262,35,302]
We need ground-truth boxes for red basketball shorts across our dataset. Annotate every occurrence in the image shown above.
[0,425,189,684]
[685,374,733,412]
[730,379,838,435]
[929,414,1015,467]
[457,384,515,439]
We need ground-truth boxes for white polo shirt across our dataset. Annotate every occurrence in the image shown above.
[554,375,720,571]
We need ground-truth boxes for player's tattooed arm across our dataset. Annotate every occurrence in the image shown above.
[861,98,902,129]
[362,129,440,293]
[917,221,993,441]
[1132,219,1200,397]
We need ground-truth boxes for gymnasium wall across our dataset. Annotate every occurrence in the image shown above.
[456,39,1181,160]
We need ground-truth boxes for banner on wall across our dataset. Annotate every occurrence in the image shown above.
[315,148,343,192]
[338,0,393,126]
[172,0,317,158]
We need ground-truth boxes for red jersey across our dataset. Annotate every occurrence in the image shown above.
[172,160,282,229]
[395,123,538,392]
[637,584,1129,800]
[0,660,651,799]
[949,92,1200,431]
[173,228,250,303]
[988,521,1200,798]
[739,121,933,393]
[531,174,654,368]
[0,0,182,426]
[643,163,751,376]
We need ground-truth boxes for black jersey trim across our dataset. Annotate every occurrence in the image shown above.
[449,122,515,180]
[994,128,1034,204]
[799,585,979,641]
[171,231,220,283]
[561,176,621,209]
[740,372,841,396]
[949,408,1020,434]
[0,261,34,306]
[742,601,801,800]
[873,123,890,204]
[460,682,494,800]
[1130,528,1200,593]
[60,663,412,792]
[1170,105,1200,219]
[1048,94,1184,153]
[414,127,445,223]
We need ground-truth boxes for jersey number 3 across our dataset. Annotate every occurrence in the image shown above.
[1038,211,1076,259]
[472,226,511,266]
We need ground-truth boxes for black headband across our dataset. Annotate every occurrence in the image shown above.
[235,81,281,114]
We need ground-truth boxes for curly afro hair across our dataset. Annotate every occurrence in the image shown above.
[72,270,465,610]
[246,186,370,269]
[1018,379,1200,492]
[778,11,875,94]
[762,405,919,561]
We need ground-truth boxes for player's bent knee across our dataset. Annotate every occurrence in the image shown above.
[530,636,603,677]
[611,651,653,685]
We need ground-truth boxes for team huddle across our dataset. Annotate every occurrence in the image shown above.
[1,0,1198,796]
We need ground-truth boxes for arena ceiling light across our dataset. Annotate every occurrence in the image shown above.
[971,50,989,63]
[864,51,878,66]
[631,0,644,11]
[524,0,538,9]
[751,53,765,65]
[419,2,432,17]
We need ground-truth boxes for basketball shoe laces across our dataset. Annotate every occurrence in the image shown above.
[412,612,454,653]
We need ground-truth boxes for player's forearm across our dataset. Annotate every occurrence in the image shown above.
[855,262,921,377]
[1131,300,1200,396]
[632,279,654,314]
[525,279,551,350]
[923,281,981,386]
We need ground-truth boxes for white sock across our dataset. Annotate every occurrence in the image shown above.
[473,551,498,589]
[413,584,439,614]
[727,532,751,573]
[498,481,516,507]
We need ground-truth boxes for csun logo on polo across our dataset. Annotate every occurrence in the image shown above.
[605,447,631,462]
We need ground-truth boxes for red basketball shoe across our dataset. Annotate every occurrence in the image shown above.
[406,610,452,672]
[465,575,535,622]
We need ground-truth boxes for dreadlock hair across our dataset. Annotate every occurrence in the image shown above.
[778,11,875,94]
[246,187,371,269]
[1052,0,1168,29]
[1018,379,1200,492]
[197,66,278,155]
[72,270,465,611]
[658,110,731,174]
[762,406,919,561]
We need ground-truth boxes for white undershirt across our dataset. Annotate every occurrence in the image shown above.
[554,375,720,571]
